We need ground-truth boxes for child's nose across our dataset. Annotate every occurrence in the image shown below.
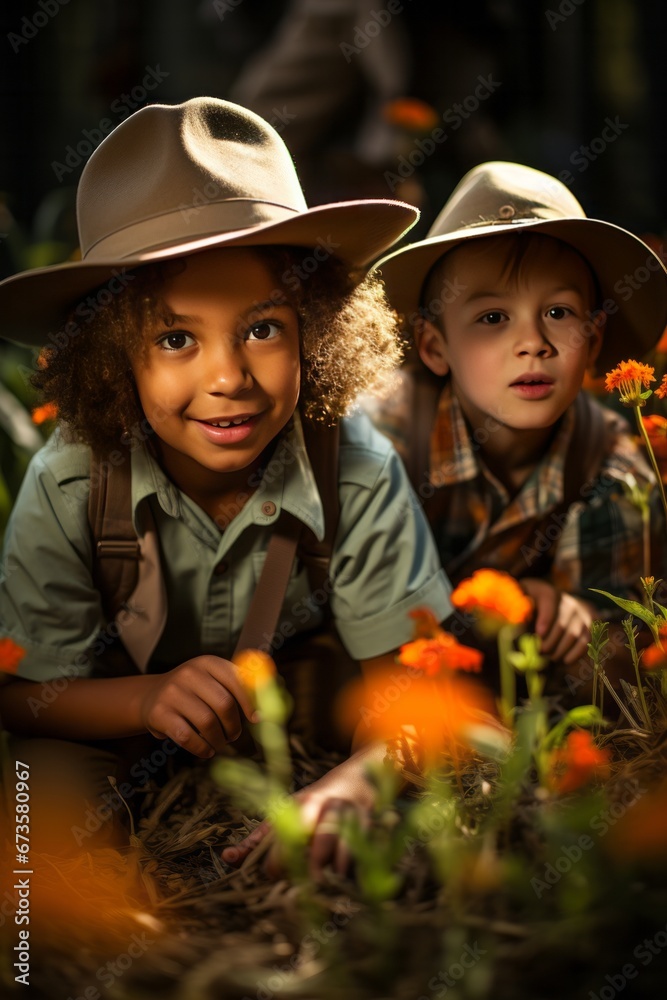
[204,346,253,395]
[514,319,554,357]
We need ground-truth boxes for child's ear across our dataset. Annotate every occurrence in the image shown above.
[415,317,449,377]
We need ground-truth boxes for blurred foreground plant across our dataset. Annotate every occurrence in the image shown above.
[213,649,311,883]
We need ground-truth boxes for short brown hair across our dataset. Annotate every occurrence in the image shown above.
[419,232,600,330]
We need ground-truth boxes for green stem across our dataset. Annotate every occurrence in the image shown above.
[623,623,653,734]
[642,506,651,580]
[498,624,517,726]
[598,665,643,729]
[591,659,599,733]
[635,405,667,528]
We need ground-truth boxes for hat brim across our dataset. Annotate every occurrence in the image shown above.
[0,199,418,348]
[372,217,667,375]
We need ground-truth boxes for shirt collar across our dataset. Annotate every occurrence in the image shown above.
[429,382,484,487]
[129,411,325,541]
[429,381,575,513]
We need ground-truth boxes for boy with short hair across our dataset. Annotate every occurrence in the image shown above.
[370,161,667,677]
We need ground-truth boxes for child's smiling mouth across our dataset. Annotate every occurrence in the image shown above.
[191,413,259,443]
[199,415,254,428]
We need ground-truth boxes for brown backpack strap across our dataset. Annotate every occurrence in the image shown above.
[89,419,340,657]
[234,511,303,654]
[88,451,140,622]
[299,419,340,596]
[404,363,444,490]
[561,390,609,509]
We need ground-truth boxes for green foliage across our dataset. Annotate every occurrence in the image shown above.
[0,342,51,543]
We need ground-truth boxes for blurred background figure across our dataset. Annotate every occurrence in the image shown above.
[0,0,665,264]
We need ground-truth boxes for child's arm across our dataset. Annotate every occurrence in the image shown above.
[0,655,258,756]
[519,578,596,665]
[221,651,403,878]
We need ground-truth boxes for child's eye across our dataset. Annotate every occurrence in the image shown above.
[546,306,571,320]
[479,311,506,325]
[246,321,281,342]
[157,331,195,352]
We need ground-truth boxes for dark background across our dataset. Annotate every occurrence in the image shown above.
[0,0,665,275]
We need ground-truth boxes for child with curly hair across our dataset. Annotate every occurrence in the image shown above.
[0,98,452,872]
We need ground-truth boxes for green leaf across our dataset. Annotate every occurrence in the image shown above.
[360,868,402,903]
[463,721,512,761]
[268,795,309,848]
[0,383,42,451]
[542,705,607,751]
[589,589,660,630]
[507,633,547,673]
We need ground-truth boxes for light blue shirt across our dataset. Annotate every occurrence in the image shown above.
[0,412,452,682]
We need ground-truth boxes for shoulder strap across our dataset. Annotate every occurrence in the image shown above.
[404,363,444,490]
[233,511,303,654]
[235,419,340,648]
[298,418,341,595]
[89,417,341,655]
[560,390,609,509]
[90,424,340,657]
[88,451,140,622]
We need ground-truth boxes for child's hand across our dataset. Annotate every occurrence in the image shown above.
[221,744,381,879]
[520,578,595,665]
[139,655,259,758]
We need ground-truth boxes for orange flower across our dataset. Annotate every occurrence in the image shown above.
[0,637,26,674]
[655,374,667,400]
[641,622,667,670]
[408,606,442,638]
[642,413,667,452]
[398,634,482,676]
[336,667,495,757]
[605,778,667,863]
[656,326,667,355]
[604,359,655,407]
[451,569,533,633]
[382,97,439,132]
[31,402,58,425]
[233,649,276,692]
[641,415,667,481]
[547,729,611,794]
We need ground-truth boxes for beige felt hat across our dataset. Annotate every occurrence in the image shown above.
[371,161,667,374]
[0,97,419,347]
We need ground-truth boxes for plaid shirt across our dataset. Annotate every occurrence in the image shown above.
[369,373,666,614]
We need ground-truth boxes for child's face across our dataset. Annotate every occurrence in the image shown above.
[131,247,301,485]
[418,235,602,436]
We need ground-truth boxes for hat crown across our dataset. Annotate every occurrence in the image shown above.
[428,161,586,239]
[77,98,308,260]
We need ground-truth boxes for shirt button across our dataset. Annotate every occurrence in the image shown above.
[261,501,277,516]
[214,561,228,575]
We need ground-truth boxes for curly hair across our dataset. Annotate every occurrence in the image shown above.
[31,247,404,454]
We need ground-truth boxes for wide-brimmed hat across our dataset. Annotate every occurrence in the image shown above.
[372,161,667,374]
[0,97,419,347]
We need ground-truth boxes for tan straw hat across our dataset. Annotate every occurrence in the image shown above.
[0,97,419,347]
[372,161,667,374]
